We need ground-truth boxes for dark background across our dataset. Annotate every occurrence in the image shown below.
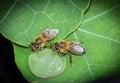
[0,33,28,83]
[0,34,120,83]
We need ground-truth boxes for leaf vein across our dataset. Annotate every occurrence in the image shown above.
[78,28,120,44]
[74,32,95,80]
[19,0,36,13]
[69,0,82,11]
[89,64,114,67]
[44,55,57,77]
[43,0,51,12]
[0,0,18,24]
[14,13,37,39]
[41,11,71,23]
[82,4,119,24]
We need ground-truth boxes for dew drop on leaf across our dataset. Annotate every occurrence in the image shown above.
[28,49,66,78]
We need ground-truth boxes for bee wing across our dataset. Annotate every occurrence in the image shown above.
[42,29,59,40]
[69,42,85,55]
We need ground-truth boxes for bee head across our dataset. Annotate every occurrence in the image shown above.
[30,42,40,51]
[54,42,59,50]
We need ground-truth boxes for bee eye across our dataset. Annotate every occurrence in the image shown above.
[35,44,39,49]
[31,42,39,49]
[55,42,59,50]
[30,42,35,47]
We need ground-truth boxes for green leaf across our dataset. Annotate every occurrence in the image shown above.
[0,0,90,83]
[3,0,120,83]
[67,0,120,82]
[0,0,89,47]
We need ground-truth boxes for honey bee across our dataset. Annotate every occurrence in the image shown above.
[50,40,85,65]
[30,29,59,51]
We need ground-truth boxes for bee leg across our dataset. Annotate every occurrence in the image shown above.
[32,49,35,53]
[50,43,54,51]
[57,50,60,54]
[57,51,65,57]
[39,47,41,50]
[69,53,72,67]
[58,51,62,55]
[61,53,65,56]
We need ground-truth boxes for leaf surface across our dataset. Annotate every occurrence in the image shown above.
[0,0,89,47]
[2,0,90,83]
[67,0,120,82]
[2,0,120,83]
